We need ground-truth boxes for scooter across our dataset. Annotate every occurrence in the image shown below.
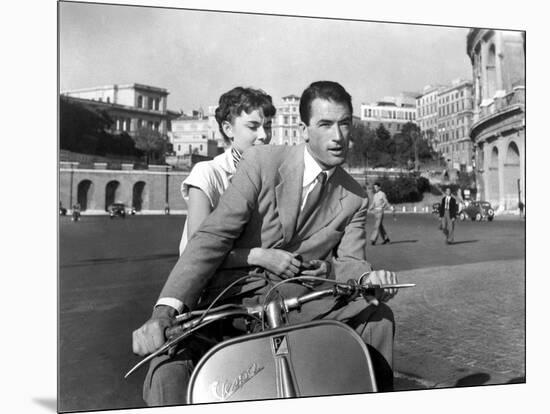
[126,275,414,403]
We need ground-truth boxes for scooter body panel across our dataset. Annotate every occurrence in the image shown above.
[188,319,377,403]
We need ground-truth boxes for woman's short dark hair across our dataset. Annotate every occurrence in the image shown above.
[215,87,276,144]
[299,81,353,126]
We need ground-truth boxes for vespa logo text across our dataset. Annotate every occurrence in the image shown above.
[211,363,264,401]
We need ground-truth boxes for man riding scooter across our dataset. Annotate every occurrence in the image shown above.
[132,81,399,406]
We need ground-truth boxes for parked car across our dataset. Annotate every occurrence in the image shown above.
[108,203,126,219]
[459,201,495,221]
[59,205,67,216]
[432,202,440,215]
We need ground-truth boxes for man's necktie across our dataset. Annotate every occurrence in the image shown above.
[446,197,449,210]
[296,171,327,231]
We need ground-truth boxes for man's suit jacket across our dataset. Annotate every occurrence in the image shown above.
[439,195,458,219]
[159,143,372,311]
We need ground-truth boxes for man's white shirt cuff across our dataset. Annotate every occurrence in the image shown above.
[155,297,184,314]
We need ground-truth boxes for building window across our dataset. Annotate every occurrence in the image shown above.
[200,144,203,151]
[284,116,289,124]
[178,145,181,152]
[154,121,160,131]
[137,95,143,108]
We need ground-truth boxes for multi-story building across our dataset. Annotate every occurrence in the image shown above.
[415,85,446,147]
[61,83,171,136]
[271,95,301,146]
[169,109,219,158]
[359,93,418,135]
[205,105,226,148]
[435,79,475,171]
[467,29,525,210]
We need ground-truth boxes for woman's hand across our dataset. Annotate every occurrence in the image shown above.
[248,248,301,279]
[300,260,331,278]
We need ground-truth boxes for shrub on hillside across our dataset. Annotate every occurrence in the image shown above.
[416,176,431,194]
[375,174,433,204]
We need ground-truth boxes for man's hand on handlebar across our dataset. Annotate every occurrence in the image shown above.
[359,269,398,304]
[132,305,176,356]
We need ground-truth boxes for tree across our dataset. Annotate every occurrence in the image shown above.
[348,122,374,168]
[60,96,144,159]
[60,97,114,154]
[372,125,393,168]
[133,127,169,164]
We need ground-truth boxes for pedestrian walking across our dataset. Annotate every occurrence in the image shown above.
[72,203,81,222]
[438,187,458,244]
[369,182,393,245]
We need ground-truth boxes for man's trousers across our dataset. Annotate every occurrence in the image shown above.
[441,210,455,243]
[370,211,389,243]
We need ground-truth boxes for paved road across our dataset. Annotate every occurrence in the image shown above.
[58,214,525,412]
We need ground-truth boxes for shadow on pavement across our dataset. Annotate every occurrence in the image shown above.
[454,372,490,386]
[61,253,178,268]
[450,240,479,245]
[32,398,57,412]
[388,240,418,244]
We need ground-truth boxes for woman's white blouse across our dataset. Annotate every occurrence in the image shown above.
[178,148,235,255]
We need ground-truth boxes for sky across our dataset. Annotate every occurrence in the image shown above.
[59,2,474,115]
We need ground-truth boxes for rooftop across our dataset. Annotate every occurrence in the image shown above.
[61,83,169,95]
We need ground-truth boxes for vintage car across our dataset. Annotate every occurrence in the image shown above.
[59,205,67,216]
[108,203,127,219]
[459,201,495,221]
[432,202,440,215]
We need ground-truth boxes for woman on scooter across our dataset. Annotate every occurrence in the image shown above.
[178,86,328,279]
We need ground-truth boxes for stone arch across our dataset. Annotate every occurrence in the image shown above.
[132,181,146,211]
[105,180,121,211]
[503,141,521,210]
[77,179,94,211]
[487,146,499,205]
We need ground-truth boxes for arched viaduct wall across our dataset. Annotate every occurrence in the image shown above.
[59,163,189,214]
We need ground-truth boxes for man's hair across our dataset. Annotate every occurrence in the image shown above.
[215,87,276,144]
[374,182,381,187]
[299,81,353,126]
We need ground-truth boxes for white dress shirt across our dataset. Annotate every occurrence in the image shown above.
[301,146,335,211]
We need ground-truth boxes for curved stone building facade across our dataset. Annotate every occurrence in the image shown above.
[467,29,525,211]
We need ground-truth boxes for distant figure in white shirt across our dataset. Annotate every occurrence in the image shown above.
[369,182,393,245]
